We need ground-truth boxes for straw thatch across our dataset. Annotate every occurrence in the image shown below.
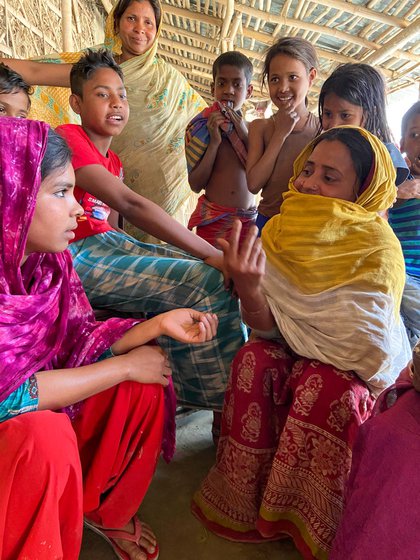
[1,0,419,109]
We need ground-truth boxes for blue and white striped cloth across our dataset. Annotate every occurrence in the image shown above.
[69,230,247,410]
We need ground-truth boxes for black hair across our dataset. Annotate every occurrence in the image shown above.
[212,51,253,86]
[113,0,161,33]
[262,37,318,90]
[318,63,392,143]
[41,128,72,181]
[70,49,124,98]
[0,62,32,104]
[311,127,374,191]
[401,101,420,139]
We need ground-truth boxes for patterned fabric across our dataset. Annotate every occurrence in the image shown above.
[185,101,247,174]
[331,343,420,559]
[262,126,410,395]
[28,0,206,242]
[69,230,247,410]
[192,338,374,560]
[188,195,257,248]
[0,375,38,422]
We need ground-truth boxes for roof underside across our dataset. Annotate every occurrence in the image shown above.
[154,0,420,106]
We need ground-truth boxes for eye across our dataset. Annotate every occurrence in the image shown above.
[54,189,67,198]
[0,106,5,114]
[127,15,135,21]
[301,167,311,177]
[120,93,127,100]
[145,18,153,26]
[289,74,299,81]
[323,110,331,118]
[410,132,420,139]
[97,92,108,98]
[341,113,351,119]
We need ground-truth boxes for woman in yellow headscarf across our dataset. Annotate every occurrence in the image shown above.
[192,127,411,560]
[0,0,205,242]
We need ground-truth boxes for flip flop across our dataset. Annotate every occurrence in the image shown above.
[84,517,159,560]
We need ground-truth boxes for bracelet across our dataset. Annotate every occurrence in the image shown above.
[241,301,269,316]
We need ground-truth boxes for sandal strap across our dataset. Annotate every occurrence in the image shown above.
[85,516,142,545]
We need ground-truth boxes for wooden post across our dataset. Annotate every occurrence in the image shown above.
[61,0,73,51]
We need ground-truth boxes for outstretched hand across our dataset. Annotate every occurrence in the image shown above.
[217,220,266,297]
[157,309,218,344]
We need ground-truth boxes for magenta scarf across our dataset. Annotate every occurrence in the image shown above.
[0,118,176,459]
[0,117,138,402]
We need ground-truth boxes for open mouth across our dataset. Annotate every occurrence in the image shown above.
[107,115,124,122]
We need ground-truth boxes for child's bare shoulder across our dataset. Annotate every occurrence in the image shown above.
[249,117,273,143]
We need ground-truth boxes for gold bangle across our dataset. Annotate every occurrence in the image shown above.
[241,302,269,316]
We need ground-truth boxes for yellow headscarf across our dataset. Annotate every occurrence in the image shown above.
[262,126,403,308]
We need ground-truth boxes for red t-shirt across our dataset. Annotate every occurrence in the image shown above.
[56,124,123,242]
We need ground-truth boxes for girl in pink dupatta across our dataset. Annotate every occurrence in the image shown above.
[330,341,420,560]
[0,117,218,560]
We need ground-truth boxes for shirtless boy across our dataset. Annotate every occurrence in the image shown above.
[186,52,257,248]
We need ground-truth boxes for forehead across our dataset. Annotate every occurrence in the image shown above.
[323,92,363,111]
[309,139,353,169]
[214,65,247,81]
[269,53,307,74]
[83,67,125,90]
[0,89,30,109]
[123,0,155,19]
[405,113,420,133]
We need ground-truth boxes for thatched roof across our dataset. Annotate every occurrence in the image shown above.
[151,0,420,106]
[1,0,419,108]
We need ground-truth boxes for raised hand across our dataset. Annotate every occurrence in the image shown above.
[272,102,300,137]
[207,111,225,145]
[157,309,219,344]
[217,220,266,298]
[226,107,248,143]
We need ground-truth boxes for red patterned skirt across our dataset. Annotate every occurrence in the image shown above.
[192,338,374,560]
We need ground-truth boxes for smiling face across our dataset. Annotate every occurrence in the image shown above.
[268,53,316,115]
[401,113,420,176]
[212,65,253,111]
[70,67,129,145]
[321,93,365,131]
[294,139,360,202]
[117,0,157,61]
[0,89,30,118]
[25,163,82,258]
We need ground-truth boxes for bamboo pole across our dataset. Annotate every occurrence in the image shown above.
[363,17,420,65]
[220,0,234,52]
[61,0,73,51]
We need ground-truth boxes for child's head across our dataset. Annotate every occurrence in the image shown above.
[69,49,129,138]
[400,101,420,176]
[262,37,317,111]
[319,63,392,143]
[113,0,160,58]
[294,127,374,202]
[211,52,253,111]
[26,128,82,258]
[0,63,31,118]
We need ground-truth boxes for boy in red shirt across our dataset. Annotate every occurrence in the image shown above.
[57,49,246,439]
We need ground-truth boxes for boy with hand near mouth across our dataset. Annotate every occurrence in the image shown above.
[186,52,257,248]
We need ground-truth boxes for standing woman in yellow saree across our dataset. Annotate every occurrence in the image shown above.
[0,0,205,242]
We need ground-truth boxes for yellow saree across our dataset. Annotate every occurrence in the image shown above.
[261,126,410,395]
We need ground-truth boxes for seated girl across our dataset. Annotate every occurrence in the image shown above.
[192,126,411,560]
[0,117,217,560]
[331,340,420,560]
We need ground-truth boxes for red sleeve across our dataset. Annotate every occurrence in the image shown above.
[56,125,103,172]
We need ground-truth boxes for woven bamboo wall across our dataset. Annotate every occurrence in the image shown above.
[0,0,106,58]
